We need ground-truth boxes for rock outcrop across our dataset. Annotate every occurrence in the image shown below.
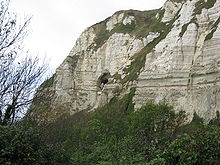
[34,0,220,122]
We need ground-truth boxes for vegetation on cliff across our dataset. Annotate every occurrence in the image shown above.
[193,0,217,15]
[205,16,220,40]
[1,87,220,164]
[1,0,220,164]
[7,101,218,165]
[91,9,164,51]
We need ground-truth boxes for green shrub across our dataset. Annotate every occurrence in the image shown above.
[0,124,63,165]
[162,125,220,165]
[34,97,220,165]
[67,103,186,164]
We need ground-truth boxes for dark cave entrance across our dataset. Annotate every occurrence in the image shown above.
[97,71,111,90]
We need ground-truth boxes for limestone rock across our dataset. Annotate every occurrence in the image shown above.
[123,15,135,25]
[35,0,220,122]
[134,0,220,122]
[106,13,124,31]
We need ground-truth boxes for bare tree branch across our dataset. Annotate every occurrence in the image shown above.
[0,0,48,125]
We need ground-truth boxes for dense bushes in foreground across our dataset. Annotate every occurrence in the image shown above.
[40,90,220,165]
[65,104,220,165]
[0,90,220,164]
[0,124,64,165]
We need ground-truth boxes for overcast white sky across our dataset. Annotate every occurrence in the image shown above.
[10,0,165,71]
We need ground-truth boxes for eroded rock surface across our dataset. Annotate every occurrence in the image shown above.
[35,0,220,122]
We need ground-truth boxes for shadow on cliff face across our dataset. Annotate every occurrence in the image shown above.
[97,71,111,90]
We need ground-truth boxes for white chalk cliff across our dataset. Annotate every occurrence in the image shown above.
[36,0,220,122]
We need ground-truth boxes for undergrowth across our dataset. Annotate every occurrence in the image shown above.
[35,100,220,165]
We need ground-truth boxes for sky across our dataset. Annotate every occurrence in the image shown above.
[10,0,165,71]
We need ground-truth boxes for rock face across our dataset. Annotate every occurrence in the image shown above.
[37,0,220,122]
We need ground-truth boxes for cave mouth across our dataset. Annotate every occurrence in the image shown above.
[97,71,111,89]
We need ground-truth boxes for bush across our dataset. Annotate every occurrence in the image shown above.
[67,103,186,164]
[34,101,220,165]
[0,123,65,165]
[162,125,220,165]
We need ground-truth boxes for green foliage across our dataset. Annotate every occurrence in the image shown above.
[23,99,220,165]
[15,89,220,165]
[127,103,185,139]
[162,125,220,165]
[209,111,220,126]
[68,103,185,165]
[114,22,136,34]
[179,17,198,38]
[112,86,121,96]
[91,20,111,51]
[206,29,215,40]
[40,74,55,88]
[0,123,63,165]
[133,9,165,38]
[20,90,220,165]
[40,97,191,165]
[37,88,136,164]
[120,12,177,84]
[91,9,164,51]
[3,104,220,165]
[175,113,204,135]
[205,16,220,40]
[194,0,217,15]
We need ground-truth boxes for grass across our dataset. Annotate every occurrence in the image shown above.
[121,44,152,83]
[96,87,136,113]
[114,21,136,34]
[112,86,122,96]
[179,17,198,38]
[127,9,165,38]
[30,74,70,122]
[121,36,162,84]
[40,87,136,144]
[90,19,111,51]
[30,74,56,117]
[205,16,220,40]
[90,9,164,51]
[117,11,178,84]
[194,0,217,15]
[40,74,55,88]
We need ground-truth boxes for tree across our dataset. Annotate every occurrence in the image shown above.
[0,0,47,125]
[0,123,65,165]
[160,125,220,165]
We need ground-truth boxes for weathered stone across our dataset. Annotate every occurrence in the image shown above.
[36,0,220,122]
[106,13,124,31]
[134,0,220,122]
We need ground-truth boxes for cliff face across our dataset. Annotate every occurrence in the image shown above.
[135,0,220,122]
[35,0,220,122]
